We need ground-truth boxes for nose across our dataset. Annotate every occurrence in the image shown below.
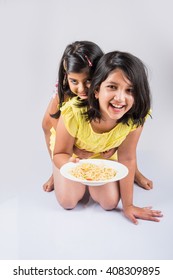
[78,83,86,93]
[113,89,125,102]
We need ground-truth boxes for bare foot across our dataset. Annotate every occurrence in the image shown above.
[43,174,54,192]
[135,170,153,190]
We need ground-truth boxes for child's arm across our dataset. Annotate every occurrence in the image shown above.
[53,115,75,168]
[73,146,94,159]
[73,147,117,159]
[118,126,162,224]
[100,147,117,159]
[42,94,59,157]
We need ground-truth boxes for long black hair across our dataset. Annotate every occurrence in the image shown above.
[51,41,104,118]
[87,51,151,126]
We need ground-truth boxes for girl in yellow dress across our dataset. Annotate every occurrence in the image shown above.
[42,41,153,192]
[42,41,104,191]
[52,51,162,224]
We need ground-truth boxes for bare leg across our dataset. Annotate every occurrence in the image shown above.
[89,181,120,210]
[43,174,54,192]
[53,164,86,209]
[135,168,153,190]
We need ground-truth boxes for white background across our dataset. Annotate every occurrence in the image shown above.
[0,0,173,263]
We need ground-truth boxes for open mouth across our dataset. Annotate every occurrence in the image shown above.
[110,103,125,110]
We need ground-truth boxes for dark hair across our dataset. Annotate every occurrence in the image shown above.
[51,41,104,118]
[87,51,151,126]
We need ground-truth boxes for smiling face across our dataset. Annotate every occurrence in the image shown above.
[67,70,91,100]
[95,69,135,121]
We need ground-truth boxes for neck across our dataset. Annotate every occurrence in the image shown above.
[91,117,118,133]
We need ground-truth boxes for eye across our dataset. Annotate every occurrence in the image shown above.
[85,79,91,85]
[70,79,78,85]
[126,88,134,94]
[107,85,117,90]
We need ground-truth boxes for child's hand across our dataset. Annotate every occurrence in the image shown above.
[100,147,117,159]
[73,146,94,159]
[68,157,80,163]
[123,205,163,225]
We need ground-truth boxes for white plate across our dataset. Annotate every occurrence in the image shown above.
[60,159,128,186]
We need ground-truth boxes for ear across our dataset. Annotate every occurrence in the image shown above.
[94,89,99,99]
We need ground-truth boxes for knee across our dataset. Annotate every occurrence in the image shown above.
[100,198,119,211]
[57,196,78,210]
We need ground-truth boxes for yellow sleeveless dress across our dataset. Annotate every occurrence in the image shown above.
[50,97,149,160]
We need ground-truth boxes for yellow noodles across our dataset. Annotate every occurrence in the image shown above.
[70,162,116,181]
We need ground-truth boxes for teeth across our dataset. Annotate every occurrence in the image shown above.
[111,104,123,108]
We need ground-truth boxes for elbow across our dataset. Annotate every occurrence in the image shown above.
[42,118,46,133]
[118,153,136,165]
[42,115,51,134]
[52,153,61,169]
